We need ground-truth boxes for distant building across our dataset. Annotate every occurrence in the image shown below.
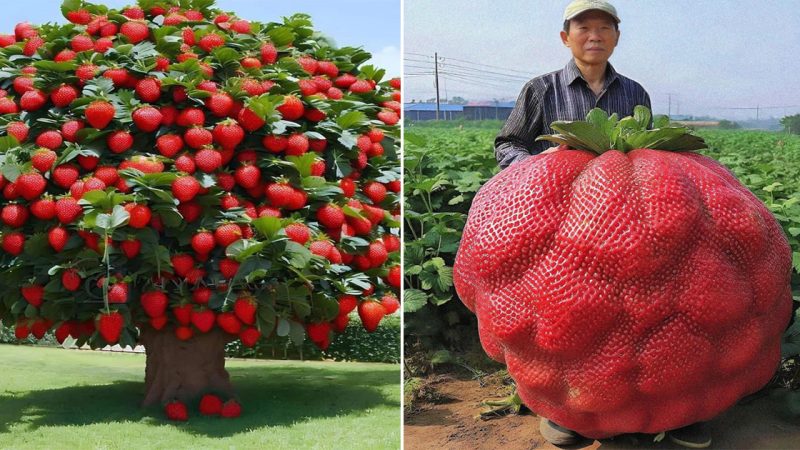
[404,103,464,121]
[463,101,516,120]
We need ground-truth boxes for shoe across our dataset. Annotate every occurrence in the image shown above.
[539,418,584,446]
[667,422,712,449]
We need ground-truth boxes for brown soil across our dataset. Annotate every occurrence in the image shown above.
[404,374,800,449]
[140,327,236,407]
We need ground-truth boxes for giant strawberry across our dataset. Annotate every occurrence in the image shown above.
[454,107,792,438]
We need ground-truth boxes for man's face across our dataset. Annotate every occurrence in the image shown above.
[560,10,620,65]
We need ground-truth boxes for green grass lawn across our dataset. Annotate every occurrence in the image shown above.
[0,344,400,449]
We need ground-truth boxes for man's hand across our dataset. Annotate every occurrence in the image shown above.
[540,146,561,155]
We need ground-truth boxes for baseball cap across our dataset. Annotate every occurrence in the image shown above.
[563,0,621,24]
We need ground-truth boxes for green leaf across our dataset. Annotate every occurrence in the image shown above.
[336,111,368,129]
[110,204,130,228]
[404,289,428,313]
[225,239,266,261]
[267,27,295,47]
[633,105,652,129]
[252,216,282,239]
[288,320,305,346]
[60,0,82,18]
[276,318,290,336]
[284,241,311,269]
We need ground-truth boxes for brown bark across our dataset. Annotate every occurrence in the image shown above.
[140,327,236,407]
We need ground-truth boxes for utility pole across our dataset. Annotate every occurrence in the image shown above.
[434,52,440,120]
[666,93,677,118]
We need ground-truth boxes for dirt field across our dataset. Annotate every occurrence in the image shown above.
[404,374,800,449]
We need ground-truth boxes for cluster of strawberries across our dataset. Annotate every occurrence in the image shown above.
[0,1,400,354]
[165,394,241,421]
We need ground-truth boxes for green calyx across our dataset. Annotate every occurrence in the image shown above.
[535,105,707,155]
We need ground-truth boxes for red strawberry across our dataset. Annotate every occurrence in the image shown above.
[383,234,400,253]
[140,291,168,318]
[260,42,277,64]
[389,78,401,89]
[367,241,388,267]
[132,106,163,132]
[231,19,251,34]
[284,223,310,244]
[62,120,85,142]
[363,181,387,204]
[55,197,83,224]
[97,311,124,344]
[76,64,99,82]
[191,231,216,254]
[377,109,400,125]
[199,33,225,52]
[380,294,400,315]
[165,400,188,421]
[214,223,242,247]
[35,130,63,150]
[48,226,70,252]
[20,89,47,111]
[239,327,260,347]
[17,172,47,201]
[263,135,287,153]
[174,154,196,174]
[103,67,130,86]
[310,240,334,259]
[338,295,358,315]
[234,164,260,189]
[107,130,133,153]
[237,107,265,131]
[120,237,141,258]
[156,134,183,157]
[151,315,169,330]
[307,322,331,343]
[175,325,193,340]
[172,175,201,202]
[120,21,149,43]
[241,57,261,69]
[51,84,78,108]
[171,254,195,277]
[21,284,44,307]
[265,182,295,208]
[317,204,345,229]
[192,287,212,305]
[94,166,119,185]
[367,128,385,143]
[332,313,350,333]
[285,188,308,210]
[217,311,242,334]
[94,37,113,53]
[206,92,233,117]
[199,394,223,416]
[220,399,241,418]
[2,203,29,228]
[85,101,115,129]
[61,269,82,291]
[387,265,401,288]
[276,95,304,120]
[358,300,386,332]
[340,178,356,197]
[53,164,80,188]
[184,127,213,149]
[173,303,193,325]
[285,133,309,155]
[55,321,74,344]
[233,296,257,325]
[191,308,215,333]
[31,148,56,172]
[30,197,56,220]
[135,77,161,102]
[213,120,244,149]
[298,79,318,96]
[177,202,202,222]
[2,232,25,255]
[66,9,92,25]
[349,79,372,94]
[124,204,151,228]
[7,121,29,142]
[177,107,205,127]
[108,281,128,303]
[219,258,240,279]
[334,73,357,88]
[195,148,222,173]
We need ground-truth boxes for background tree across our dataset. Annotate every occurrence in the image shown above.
[0,0,400,414]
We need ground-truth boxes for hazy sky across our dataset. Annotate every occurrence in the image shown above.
[405,0,800,120]
[0,0,400,77]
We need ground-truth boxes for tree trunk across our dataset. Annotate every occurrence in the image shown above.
[140,327,236,407]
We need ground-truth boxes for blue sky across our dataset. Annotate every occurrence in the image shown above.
[405,0,800,120]
[0,0,400,76]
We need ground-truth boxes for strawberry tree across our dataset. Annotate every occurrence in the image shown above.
[0,0,401,411]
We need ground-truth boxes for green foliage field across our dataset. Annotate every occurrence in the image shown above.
[403,122,800,359]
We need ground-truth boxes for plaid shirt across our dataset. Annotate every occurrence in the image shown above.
[495,59,651,168]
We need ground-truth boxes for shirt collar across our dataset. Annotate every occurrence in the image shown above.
[561,59,619,88]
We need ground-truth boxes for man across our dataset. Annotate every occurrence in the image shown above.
[495,0,650,169]
[495,1,712,448]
